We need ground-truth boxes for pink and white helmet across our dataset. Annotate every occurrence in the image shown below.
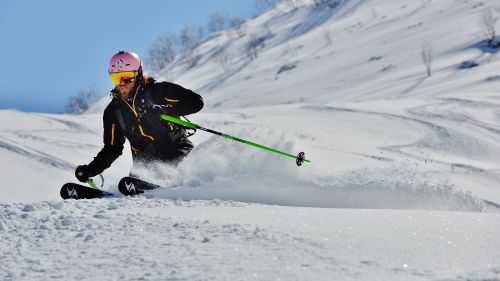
[108,51,142,73]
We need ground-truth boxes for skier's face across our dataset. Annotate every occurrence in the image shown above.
[117,79,135,99]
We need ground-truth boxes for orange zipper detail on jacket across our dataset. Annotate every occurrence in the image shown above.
[164,97,179,103]
[167,122,174,131]
[121,87,140,117]
[139,125,155,141]
[120,85,155,142]
[111,123,116,145]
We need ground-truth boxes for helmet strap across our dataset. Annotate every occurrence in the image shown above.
[136,66,144,83]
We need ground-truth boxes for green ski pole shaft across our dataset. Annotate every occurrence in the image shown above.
[160,114,310,166]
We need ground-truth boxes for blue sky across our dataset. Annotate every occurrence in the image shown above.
[0,0,257,113]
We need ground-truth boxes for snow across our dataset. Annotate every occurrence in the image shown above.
[2,199,500,280]
[1,0,500,280]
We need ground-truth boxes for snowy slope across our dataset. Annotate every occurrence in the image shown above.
[1,0,500,280]
[167,0,500,206]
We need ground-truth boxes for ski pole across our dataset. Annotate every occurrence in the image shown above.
[160,114,310,166]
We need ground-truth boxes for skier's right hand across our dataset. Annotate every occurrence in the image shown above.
[75,165,90,183]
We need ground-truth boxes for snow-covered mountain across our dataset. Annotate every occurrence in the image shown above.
[1,0,500,280]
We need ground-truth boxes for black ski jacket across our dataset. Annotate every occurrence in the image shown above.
[86,77,203,176]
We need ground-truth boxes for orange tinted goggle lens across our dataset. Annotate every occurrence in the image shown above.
[109,72,136,85]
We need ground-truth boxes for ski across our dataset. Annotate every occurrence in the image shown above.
[61,177,162,199]
[118,176,161,196]
[60,183,114,200]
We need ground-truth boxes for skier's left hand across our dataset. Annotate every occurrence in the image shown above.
[75,165,90,182]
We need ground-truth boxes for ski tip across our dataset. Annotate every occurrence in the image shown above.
[60,183,113,200]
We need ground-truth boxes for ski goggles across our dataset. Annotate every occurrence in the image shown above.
[109,71,137,85]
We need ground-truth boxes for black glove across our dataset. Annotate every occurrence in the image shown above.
[75,165,90,183]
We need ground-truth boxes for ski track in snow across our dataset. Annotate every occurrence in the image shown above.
[408,98,500,136]
[302,103,500,186]
[0,138,75,170]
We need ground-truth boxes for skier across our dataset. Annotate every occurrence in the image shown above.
[75,51,203,183]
